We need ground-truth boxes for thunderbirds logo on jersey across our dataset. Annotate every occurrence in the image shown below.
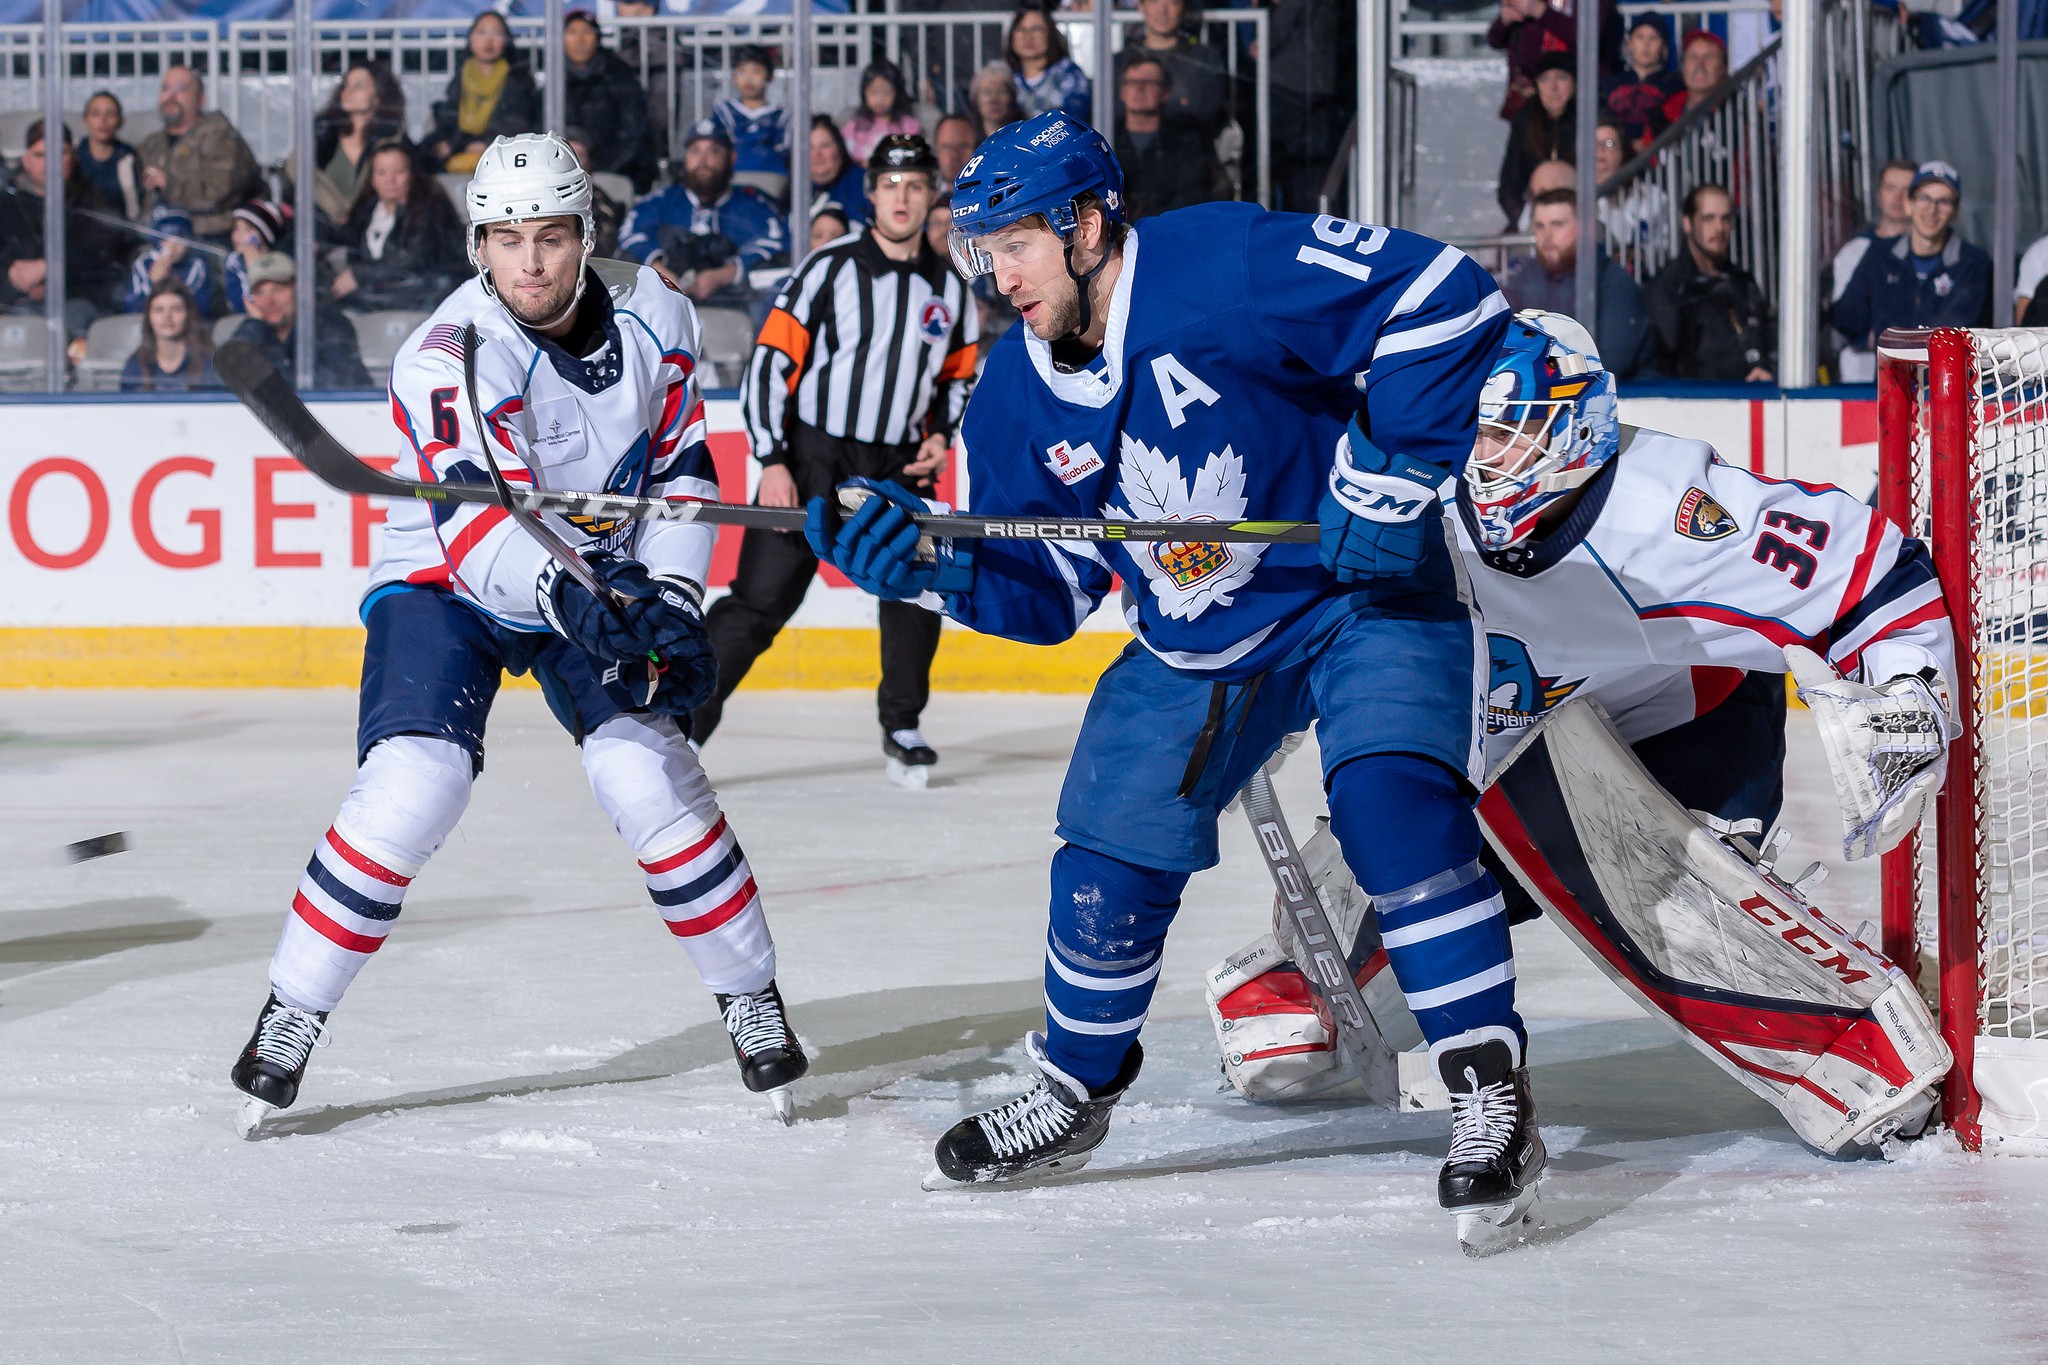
[1485,633,1585,736]
[1675,487,1740,541]
[1043,438,1104,486]
[1105,437,1260,620]
[560,430,653,545]
[918,297,955,342]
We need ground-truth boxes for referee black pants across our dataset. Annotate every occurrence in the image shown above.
[693,422,943,743]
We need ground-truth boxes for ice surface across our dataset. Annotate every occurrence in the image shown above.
[3,689,2046,1362]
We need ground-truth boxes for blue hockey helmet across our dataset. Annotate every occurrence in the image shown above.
[1464,310,1620,550]
[947,111,1124,280]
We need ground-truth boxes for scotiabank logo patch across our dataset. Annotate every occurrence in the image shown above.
[1043,439,1103,486]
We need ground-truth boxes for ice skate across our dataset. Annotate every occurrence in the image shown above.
[883,728,937,789]
[923,1033,1142,1190]
[717,980,808,1124]
[1435,1027,1545,1257]
[230,992,329,1139]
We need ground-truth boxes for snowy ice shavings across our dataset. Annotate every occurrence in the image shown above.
[473,1129,597,1156]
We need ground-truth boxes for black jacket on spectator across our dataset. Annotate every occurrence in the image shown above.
[0,169,128,312]
[1497,98,1575,228]
[1831,231,1994,350]
[591,181,626,260]
[335,187,469,314]
[563,48,660,194]
[1644,249,1777,380]
[1115,34,1232,137]
[232,310,371,390]
[1115,114,1227,221]
[1602,69,1681,147]
[428,57,542,167]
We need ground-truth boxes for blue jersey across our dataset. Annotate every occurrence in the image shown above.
[949,203,1509,678]
[620,183,791,275]
[711,97,791,177]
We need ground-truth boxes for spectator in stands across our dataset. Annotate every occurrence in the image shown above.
[613,0,674,164]
[1828,158,1914,381]
[1115,54,1228,220]
[138,64,263,244]
[232,251,370,390]
[121,279,215,393]
[125,205,215,317]
[1604,14,1680,151]
[1514,159,1575,231]
[2018,228,2048,326]
[1007,5,1092,121]
[1662,30,1729,126]
[224,199,290,315]
[1645,182,1776,381]
[331,140,468,315]
[841,60,934,165]
[1832,161,1993,350]
[933,114,980,188]
[1118,0,1231,138]
[1259,0,1356,213]
[811,203,853,254]
[426,11,540,175]
[1594,116,1667,268]
[312,59,408,225]
[1487,0,1621,121]
[564,132,627,259]
[1498,54,1577,229]
[561,9,659,194]
[621,120,790,309]
[713,44,792,192]
[2,121,128,338]
[926,193,952,261]
[79,91,142,221]
[1500,188,1650,379]
[970,63,1027,138]
[809,116,870,226]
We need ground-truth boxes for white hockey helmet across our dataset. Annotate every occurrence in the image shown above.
[464,133,597,286]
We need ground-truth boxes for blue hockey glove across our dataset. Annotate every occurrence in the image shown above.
[1319,417,1451,581]
[640,648,720,718]
[537,552,713,670]
[804,478,975,601]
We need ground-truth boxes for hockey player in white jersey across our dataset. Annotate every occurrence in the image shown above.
[1211,313,1959,1151]
[230,134,807,1134]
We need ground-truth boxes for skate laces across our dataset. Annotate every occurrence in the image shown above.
[975,1079,1079,1159]
[1446,1066,1519,1164]
[723,991,789,1058]
[252,1005,328,1070]
[890,729,929,750]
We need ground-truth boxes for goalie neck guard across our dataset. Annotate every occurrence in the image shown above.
[1464,310,1619,550]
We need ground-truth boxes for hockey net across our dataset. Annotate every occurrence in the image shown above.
[1877,327,2048,1153]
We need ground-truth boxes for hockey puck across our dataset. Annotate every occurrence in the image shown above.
[65,832,129,863]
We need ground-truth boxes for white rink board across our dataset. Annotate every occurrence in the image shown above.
[2,689,2044,1362]
[0,395,1881,632]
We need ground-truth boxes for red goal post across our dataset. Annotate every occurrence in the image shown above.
[1876,326,2048,1153]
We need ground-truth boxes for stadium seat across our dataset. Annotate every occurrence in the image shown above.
[694,306,757,388]
[213,313,248,348]
[592,171,634,206]
[349,310,428,385]
[437,172,470,211]
[0,314,48,391]
[74,313,144,393]
[733,171,790,203]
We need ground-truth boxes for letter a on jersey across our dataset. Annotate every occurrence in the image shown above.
[1151,353,1221,430]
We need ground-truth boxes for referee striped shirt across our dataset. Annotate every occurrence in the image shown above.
[744,230,978,465]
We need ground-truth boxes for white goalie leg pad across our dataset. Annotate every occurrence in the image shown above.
[1785,645,1956,861]
[1478,698,1951,1153]
[583,714,774,995]
[270,735,474,1013]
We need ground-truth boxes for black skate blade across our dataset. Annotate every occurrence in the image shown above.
[921,1150,1095,1193]
[1456,1185,1542,1258]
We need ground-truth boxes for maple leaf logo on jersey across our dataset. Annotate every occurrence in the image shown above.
[1676,487,1740,541]
[1104,436,1261,621]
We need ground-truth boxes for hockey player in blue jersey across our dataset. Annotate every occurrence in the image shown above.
[806,112,1539,1237]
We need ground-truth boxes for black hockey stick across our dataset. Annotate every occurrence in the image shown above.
[1237,765,1402,1108]
[457,324,660,705]
[213,339,1316,546]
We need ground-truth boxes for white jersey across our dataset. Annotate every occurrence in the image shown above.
[370,265,718,630]
[1459,425,1953,769]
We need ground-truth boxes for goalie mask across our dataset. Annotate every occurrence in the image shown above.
[1464,311,1619,550]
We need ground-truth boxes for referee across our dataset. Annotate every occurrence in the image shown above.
[693,135,978,785]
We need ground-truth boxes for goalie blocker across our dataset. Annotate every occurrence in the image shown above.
[1209,700,1950,1153]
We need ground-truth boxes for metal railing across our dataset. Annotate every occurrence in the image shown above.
[1316,68,1418,227]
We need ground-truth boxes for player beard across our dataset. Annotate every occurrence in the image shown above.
[1016,277,1081,340]
[499,267,581,330]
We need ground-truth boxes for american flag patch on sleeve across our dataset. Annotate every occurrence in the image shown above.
[419,323,467,360]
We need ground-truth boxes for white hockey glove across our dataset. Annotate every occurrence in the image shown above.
[1786,644,1958,861]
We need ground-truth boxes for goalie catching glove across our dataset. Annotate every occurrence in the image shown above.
[1785,645,1958,861]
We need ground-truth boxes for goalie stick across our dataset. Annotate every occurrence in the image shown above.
[212,339,1316,547]
[1236,765,1401,1108]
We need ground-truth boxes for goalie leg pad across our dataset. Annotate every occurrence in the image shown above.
[1479,699,1951,1153]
